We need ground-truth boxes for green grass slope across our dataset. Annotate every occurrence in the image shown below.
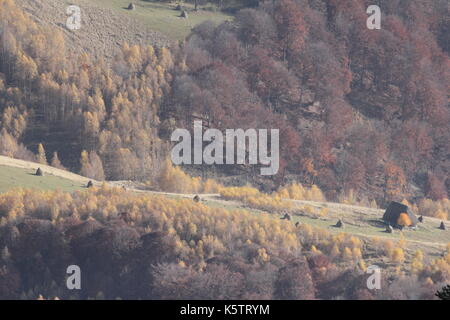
[0,165,86,193]
[197,195,450,257]
[88,0,232,40]
[0,156,447,258]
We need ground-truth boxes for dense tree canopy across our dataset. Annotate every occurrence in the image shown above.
[0,0,448,204]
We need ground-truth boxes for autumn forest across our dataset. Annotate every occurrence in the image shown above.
[0,0,449,300]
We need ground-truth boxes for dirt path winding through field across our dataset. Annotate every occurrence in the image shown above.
[1,155,448,253]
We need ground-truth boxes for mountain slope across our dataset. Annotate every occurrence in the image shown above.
[15,0,172,61]
[14,0,231,61]
[0,155,448,257]
[0,155,93,185]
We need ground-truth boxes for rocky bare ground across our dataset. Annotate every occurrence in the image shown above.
[15,0,172,62]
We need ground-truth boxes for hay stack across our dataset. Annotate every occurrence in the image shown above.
[335,219,344,228]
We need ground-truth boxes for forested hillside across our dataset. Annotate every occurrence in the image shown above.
[0,0,449,300]
[1,185,449,300]
[0,0,449,205]
[0,0,174,182]
[164,0,449,203]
